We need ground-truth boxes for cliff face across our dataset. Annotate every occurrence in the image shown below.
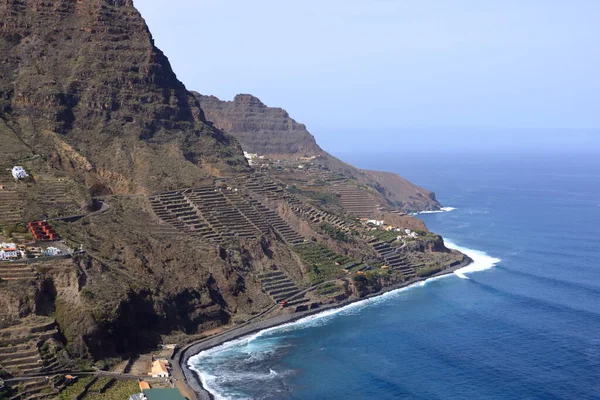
[194,92,441,213]
[0,0,460,373]
[0,0,248,195]
[195,93,322,157]
[365,170,440,212]
[0,0,252,360]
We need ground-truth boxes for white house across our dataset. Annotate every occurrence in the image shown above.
[11,166,28,180]
[404,229,418,238]
[0,243,22,261]
[367,219,384,226]
[243,151,260,166]
[43,247,62,257]
[149,360,170,378]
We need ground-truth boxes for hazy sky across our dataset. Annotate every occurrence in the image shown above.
[136,1,599,153]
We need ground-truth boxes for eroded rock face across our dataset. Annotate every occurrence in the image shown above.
[0,0,248,195]
[195,92,441,213]
[196,93,322,157]
[0,0,458,367]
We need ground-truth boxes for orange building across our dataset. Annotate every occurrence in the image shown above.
[27,221,59,241]
[149,360,169,378]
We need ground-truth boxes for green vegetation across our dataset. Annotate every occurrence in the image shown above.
[352,270,385,296]
[0,386,15,400]
[81,379,139,400]
[59,376,94,400]
[316,282,345,297]
[87,377,112,392]
[295,244,354,284]
[2,223,28,238]
[416,264,443,277]
[320,223,353,243]
[287,186,341,207]
[369,228,399,243]
[417,231,439,240]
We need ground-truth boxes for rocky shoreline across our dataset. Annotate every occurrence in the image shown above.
[174,256,472,400]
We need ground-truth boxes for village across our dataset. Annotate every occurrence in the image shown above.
[0,167,71,260]
[0,165,188,399]
[56,350,186,400]
[1,159,460,400]
[0,221,69,262]
[361,218,421,238]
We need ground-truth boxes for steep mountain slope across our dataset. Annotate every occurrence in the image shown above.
[0,0,466,385]
[0,0,252,364]
[196,93,441,213]
[196,94,322,156]
[0,0,248,197]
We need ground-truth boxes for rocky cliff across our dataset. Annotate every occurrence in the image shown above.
[196,94,322,157]
[0,0,463,378]
[0,0,248,197]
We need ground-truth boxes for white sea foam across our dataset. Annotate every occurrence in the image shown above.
[416,206,457,215]
[189,236,500,399]
[444,239,501,279]
[188,273,454,375]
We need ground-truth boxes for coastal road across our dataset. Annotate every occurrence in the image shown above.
[172,256,472,399]
[170,277,358,399]
[3,370,150,383]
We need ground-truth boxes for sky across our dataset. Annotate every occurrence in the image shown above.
[136,0,600,153]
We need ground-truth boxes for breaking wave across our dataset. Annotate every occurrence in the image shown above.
[189,238,499,399]
[444,239,501,279]
[416,206,457,215]
[188,274,457,399]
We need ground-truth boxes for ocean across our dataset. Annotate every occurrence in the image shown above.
[188,152,600,400]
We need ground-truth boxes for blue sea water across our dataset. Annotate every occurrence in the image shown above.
[189,152,600,400]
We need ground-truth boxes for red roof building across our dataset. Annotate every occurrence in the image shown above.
[27,221,59,241]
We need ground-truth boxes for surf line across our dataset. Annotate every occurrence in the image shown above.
[187,239,500,399]
[414,206,457,215]
[444,239,501,279]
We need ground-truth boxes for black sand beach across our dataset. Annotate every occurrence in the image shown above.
[174,258,471,400]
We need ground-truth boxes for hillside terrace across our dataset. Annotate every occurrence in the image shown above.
[0,317,62,379]
[257,269,310,309]
[332,184,380,218]
[149,184,306,246]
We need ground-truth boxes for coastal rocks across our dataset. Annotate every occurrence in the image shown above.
[402,234,449,253]
[380,211,429,232]
[365,170,441,212]
[0,0,469,375]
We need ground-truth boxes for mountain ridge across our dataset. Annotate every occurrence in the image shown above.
[0,0,248,197]
[0,2,467,393]
[195,92,442,213]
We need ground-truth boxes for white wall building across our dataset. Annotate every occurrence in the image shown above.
[11,166,29,180]
[243,151,259,166]
[367,219,384,226]
[43,247,62,257]
[0,243,23,260]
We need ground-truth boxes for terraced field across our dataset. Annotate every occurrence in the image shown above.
[295,244,357,284]
[0,318,61,378]
[257,269,309,309]
[149,183,306,246]
[0,262,37,282]
[333,184,379,218]
[0,162,23,227]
